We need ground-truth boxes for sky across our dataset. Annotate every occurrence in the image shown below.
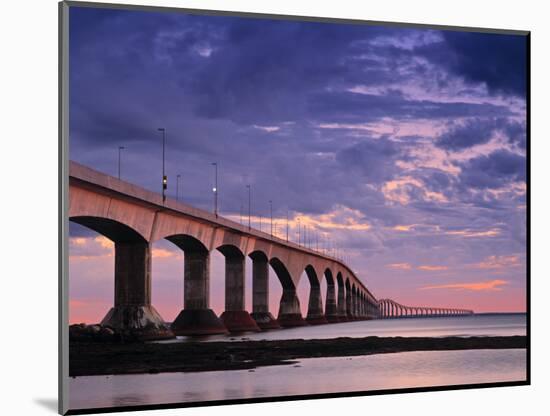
[68,6,527,323]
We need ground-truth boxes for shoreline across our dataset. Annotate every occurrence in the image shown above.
[69,335,526,377]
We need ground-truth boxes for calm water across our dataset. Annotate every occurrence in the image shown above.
[70,314,527,411]
[157,313,526,343]
[70,349,527,410]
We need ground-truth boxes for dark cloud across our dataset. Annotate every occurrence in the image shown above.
[437,118,497,150]
[459,150,526,190]
[308,91,511,123]
[336,137,400,184]
[440,31,527,97]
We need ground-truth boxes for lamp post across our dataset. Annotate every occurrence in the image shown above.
[212,162,218,216]
[246,185,251,229]
[286,209,289,241]
[158,128,166,202]
[176,174,181,201]
[117,146,125,180]
[297,218,301,245]
[269,200,273,236]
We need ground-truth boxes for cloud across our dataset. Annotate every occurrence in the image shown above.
[392,224,417,231]
[440,32,527,97]
[437,118,497,150]
[417,265,448,271]
[458,150,526,190]
[69,235,113,260]
[445,228,501,238]
[253,125,281,133]
[387,263,412,270]
[419,279,508,292]
[152,248,178,258]
[382,176,448,205]
[471,255,522,269]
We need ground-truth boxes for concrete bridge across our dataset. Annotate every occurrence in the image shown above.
[68,162,382,339]
[378,299,473,318]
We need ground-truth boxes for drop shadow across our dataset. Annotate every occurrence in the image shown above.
[34,398,58,413]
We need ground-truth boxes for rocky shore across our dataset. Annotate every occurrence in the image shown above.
[69,335,527,377]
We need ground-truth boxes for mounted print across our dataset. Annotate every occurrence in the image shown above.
[59,1,530,414]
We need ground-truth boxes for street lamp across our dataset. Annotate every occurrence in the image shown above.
[176,174,181,201]
[286,209,289,241]
[117,146,125,180]
[158,128,166,202]
[269,200,273,236]
[212,162,218,216]
[246,185,251,229]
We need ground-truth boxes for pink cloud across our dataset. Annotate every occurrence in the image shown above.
[418,265,448,271]
[471,255,521,269]
[419,279,508,292]
[387,263,412,270]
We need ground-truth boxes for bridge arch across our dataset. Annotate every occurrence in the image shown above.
[304,265,328,324]
[336,272,347,321]
[164,233,227,336]
[248,250,280,329]
[324,268,339,322]
[270,257,306,327]
[214,244,259,332]
[69,216,172,339]
[345,278,353,320]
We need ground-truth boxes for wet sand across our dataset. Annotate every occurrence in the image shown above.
[69,335,526,377]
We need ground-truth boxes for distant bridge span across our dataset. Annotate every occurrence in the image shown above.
[67,161,473,338]
[378,299,473,318]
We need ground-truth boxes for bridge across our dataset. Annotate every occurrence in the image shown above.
[68,161,473,339]
[378,299,473,318]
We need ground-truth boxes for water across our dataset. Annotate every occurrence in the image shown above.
[156,313,526,344]
[69,314,527,411]
[70,349,527,410]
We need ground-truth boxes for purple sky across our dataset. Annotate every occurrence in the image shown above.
[68,6,527,323]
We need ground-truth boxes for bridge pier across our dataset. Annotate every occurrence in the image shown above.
[171,249,228,336]
[304,266,328,325]
[337,276,348,321]
[325,279,340,323]
[306,283,328,325]
[101,240,174,340]
[219,248,260,332]
[278,286,307,327]
[250,253,280,330]
[346,283,354,320]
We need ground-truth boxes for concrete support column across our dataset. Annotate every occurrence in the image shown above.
[306,283,328,325]
[338,284,347,321]
[325,283,340,323]
[278,286,307,327]
[220,254,260,332]
[171,251,228,335]
[101,241,173,340]
[250,256,280,329]
[346,288,353,320]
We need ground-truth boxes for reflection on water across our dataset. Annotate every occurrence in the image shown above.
[156,313,527,344]
[70,349,527,410]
